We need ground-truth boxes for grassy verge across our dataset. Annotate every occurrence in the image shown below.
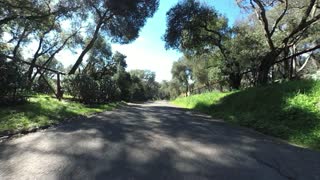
[0,95,120,133]
[172,80,320,150]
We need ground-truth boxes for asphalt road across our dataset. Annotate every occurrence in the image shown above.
[0,101,320,180]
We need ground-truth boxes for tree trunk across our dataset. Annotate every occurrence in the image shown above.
[289,45,297,79]
[257,61,272,85]
[257,51,280,85]
[229,72,242,90]
[185,81,189,97]
[57,73,63,101]
[281,47,291,79]
[69,20,104,74]
[283,59,290,79]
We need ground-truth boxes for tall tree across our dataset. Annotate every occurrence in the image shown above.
[164,0,243,89]
[236,0,320,84]
[68,0,159,74]
[171,57,192,96]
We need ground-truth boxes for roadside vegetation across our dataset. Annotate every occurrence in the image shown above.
[173,80,320,150]
[0,1,161,134]
[159,0,320,98]
[1,0,320,152]
[0,95,120,134]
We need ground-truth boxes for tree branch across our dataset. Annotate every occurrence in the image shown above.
[31,31,79,82]
[283,0,318,45]
[69,12,113,74]
[4,55,66,75]
[297,53,313,73]
[270,0,288,36]
[12,27,29,58]
[252,0,275,50]
[275,44,320,64]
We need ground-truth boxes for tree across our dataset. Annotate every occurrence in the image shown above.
[0,0,78,26]
[164,0,243,89]
[0,57,27,104]
[228,21,267,86]
[112,51,128,71]
[68,0,159,74]
[186,52,226,91]
[83,36,113,79]
[112,52,131,101]
[0,0,161,103]
[158,80,171,99]
[236,0,320,84]
[129,70,159,101]
[171,57,192,96]
[0,0,80,93]
[32,58,65,94]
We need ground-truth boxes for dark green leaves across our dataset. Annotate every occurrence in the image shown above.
[164,0,228,53]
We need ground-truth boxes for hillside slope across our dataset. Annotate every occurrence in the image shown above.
[173,80,320,150]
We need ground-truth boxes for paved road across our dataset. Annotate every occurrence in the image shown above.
[0,102,320,180]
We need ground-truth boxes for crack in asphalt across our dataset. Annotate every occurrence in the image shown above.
[251,154,296,180]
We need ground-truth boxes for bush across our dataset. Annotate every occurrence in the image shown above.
[0,60,27,104]
[64,74,120,104]
[32,77,54,94]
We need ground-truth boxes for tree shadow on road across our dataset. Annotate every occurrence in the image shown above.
[0,103,320,179]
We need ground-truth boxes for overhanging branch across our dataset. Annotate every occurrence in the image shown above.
[275,44,320,64]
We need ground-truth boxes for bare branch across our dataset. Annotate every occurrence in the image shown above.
[251,0,275,50]
[69,12,113,74]
[297,53,313,73]
[31,31,79,81]
[4,55,66,75]
[12,27,29,57]
[283,0,318,45]
[275,44,320,64]
[270,0,288,36]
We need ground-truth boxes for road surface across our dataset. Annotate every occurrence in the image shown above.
[0,101,320,180]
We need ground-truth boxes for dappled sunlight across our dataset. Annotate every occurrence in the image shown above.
[1,102,320,179]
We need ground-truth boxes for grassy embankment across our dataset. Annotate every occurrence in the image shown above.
[172,80,320,150]
[0,95,119,134]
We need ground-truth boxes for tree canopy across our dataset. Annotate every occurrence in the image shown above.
[162,0,320,97]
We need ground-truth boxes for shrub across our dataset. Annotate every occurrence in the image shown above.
[0,60,27,104]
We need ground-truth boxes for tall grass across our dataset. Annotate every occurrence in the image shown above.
[173,80,320,150]
[0,95,119,133]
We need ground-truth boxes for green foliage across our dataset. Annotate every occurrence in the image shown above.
[69,0,159,73]
[99,0,159,44]
[64,74,120,104]
[69,74,99,103]
[165,0,320,89]
[129,70,159,101]
[32,77,54,94]
[64,47,126,103]
[0,95,119,133]
[171,57,192,95]
[158,79,183,99]
[173,80,320,150]
[164,0,246,90]
[173,91,230,110]
[114,70,131,101]
[164,0,228,52]
[0,60,27,104]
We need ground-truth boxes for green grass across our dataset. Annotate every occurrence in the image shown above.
[0,95,120,133]
[172,80,320,150]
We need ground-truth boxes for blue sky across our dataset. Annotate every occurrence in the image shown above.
[57,0,241,82]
